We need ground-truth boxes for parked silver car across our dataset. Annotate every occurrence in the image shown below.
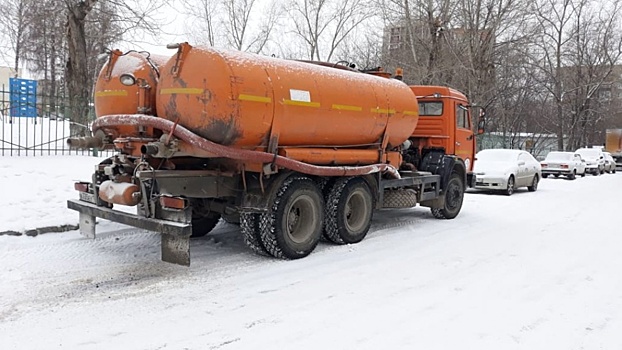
[473,149,542,195]
[540,151,586,179]
[603,152,617,173]
[575,148,605,175]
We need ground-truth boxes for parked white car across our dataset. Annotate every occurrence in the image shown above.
[540,151,586,179]
[575,148,605,175]
[473,149,542,195]
[603,152,617,173]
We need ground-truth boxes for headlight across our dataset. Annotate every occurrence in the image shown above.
[119,73,136,86]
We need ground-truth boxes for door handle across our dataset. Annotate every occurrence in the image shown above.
[467,135,473,140]
[456,141,461,146]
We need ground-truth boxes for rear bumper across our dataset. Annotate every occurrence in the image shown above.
[542,169,572,175]
[67,199,192,266]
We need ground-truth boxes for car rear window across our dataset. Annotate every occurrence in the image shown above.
[545,152,572,161]
[476,150,517,161]
[576,149,600,158]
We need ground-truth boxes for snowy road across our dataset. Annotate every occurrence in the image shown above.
[1,172,621,349]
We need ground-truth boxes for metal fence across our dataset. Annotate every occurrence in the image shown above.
[0,83,112,157]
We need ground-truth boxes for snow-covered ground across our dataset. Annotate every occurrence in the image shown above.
[1,155,621,350]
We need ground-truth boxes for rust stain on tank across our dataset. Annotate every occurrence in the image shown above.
[195,114,243,146]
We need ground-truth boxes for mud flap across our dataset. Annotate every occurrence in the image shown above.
[79,212,96,239]
[161,232,191,266]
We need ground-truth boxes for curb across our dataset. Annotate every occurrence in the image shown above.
[0,224,79,237]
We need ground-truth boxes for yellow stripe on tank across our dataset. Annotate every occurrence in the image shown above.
[239,94,272,103]
[403,110,419,116]
[95,90,128,97]
[160,88,204,95]
[331,104,362,112]
[283,100,321,108]
[371,108,396,114]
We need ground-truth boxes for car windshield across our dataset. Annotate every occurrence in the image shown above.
[476,150,517,162]
[545,152,572,161]
[576,149,600,158]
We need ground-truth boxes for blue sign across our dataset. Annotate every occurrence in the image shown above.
[9,78,37,118]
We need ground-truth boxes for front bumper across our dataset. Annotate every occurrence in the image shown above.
[474,175,508,190]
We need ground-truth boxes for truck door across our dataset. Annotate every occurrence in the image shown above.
[455,103,475,171]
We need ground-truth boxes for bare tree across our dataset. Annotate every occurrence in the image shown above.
[179,0,221,46]
[286,0,376,61]
[529,0,622,150]
[24,0,66,112]
[378,0,457,84]
[64,0,164,136]
[222,0,282,53]
[563,1,622,149]
[0,0,34,75]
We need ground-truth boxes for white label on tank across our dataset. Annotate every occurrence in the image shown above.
[290,89,311,102]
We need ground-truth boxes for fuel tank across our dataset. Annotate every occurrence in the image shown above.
[156,44,419,150]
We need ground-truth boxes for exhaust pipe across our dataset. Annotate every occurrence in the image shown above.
[67,136,104,149]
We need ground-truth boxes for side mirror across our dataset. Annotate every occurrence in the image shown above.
[477,118,485,135]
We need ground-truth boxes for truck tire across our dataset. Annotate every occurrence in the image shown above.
[240,212,269,256]
[191,213,221,238]
[568,170,576,180]
[431,172,464,219]
[324,177,374,244]
[259,177,324,259]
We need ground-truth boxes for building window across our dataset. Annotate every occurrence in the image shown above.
[389,27,403,50]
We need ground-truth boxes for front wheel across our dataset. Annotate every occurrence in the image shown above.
[505,175,515,196]
[431,173,465,219]
[528,174,539,192]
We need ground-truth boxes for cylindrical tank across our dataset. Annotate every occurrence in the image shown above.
[94,50,169,118]
[156,44,419,149]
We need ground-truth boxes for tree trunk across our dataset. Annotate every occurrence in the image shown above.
[66,0,97,137]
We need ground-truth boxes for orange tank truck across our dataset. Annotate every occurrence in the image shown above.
[67,43,485,266]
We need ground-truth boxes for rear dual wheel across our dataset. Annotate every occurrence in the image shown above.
[240,212,269,256]
[259,177,324,259]
[324,177,374,244]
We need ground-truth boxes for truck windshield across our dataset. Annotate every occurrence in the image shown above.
[418,101,443,116]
